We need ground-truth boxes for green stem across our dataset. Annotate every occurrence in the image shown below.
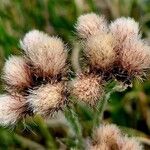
[93,96,108,129]
[64,106,84,149]
[93,85,121,129]
[34,115,57,150]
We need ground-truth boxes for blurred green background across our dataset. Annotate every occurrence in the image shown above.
[0,0,150,149]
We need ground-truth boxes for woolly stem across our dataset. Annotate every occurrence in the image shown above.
[99,96,108,123]
[34,115,57,150]
[64,106,84,149]
[93,83,125,129]
[93,96,108,129]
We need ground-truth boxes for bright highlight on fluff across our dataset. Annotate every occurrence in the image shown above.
[121,137,143,150]
[21,30,67,77]
[3,56,31,90]
[76,13,108,39]
[28,83,66,117]
[0,93,27,126]
[71,74,103,106]
[85,33,116,70]
[110,17,140,43]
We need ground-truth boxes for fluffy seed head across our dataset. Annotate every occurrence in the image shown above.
[0,93,27,126]
[85,33,116,70]
[94,124,121,147]
[3,56,31,90]
[76,13,108,39]
[28,82,67,117]
[20,30,67,78]
[120,38,150,76]
[70,74,103,106]
[91,124,143,150]
[110,17,140,43]
[121,137,143,150]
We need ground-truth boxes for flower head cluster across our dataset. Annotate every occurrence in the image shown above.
[0,30,68,126]
[76,13,150,83]
[90,124,143,150]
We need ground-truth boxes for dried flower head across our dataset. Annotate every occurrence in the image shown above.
[0,93,28,126]
[120,38,150,77]
[27,82,67,117]
[20,30,68,78]
[94,124,121,146]
[70,74,103,106]
[85,33,116,70]
[121,137,143,150]
[90,124,143,150]
[110,17,140,43]
[3,56,31,91]
[76,13,108,39]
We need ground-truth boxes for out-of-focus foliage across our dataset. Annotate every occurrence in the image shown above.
[0,0,150,149]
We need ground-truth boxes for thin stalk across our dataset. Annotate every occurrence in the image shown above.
[34,115,57,150]
[13,134,46,150]
[64,106,84,149]
[93,84,124,129]
[93,96,108,129]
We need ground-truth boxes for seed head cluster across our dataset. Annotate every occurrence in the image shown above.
[0,30,68,126]
[90,124,143,150]
[0,13,149,144]
[76,13,150,83]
